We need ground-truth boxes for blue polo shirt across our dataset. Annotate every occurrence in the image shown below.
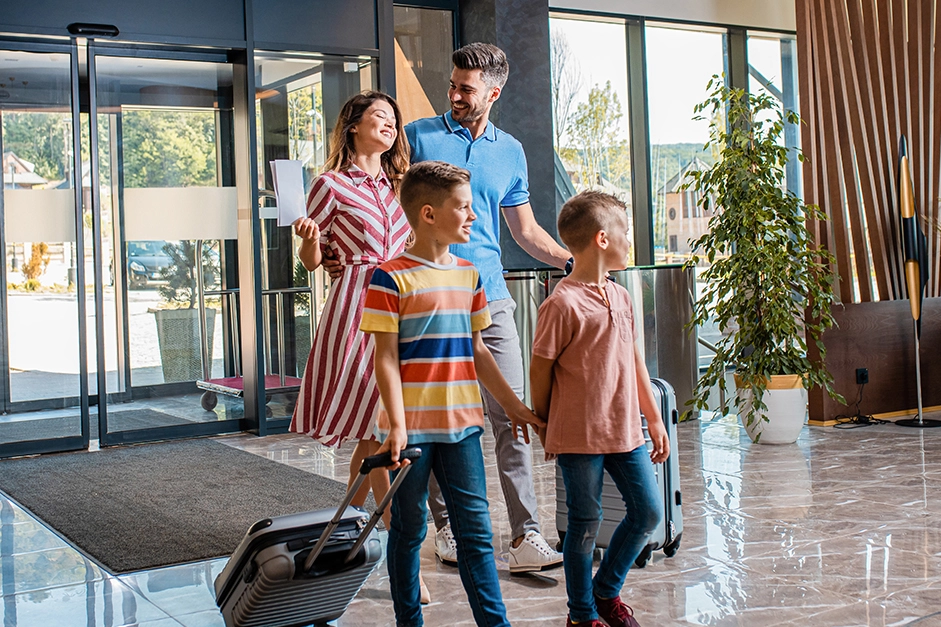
[405,112,530,303]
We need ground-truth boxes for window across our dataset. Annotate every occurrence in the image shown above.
[748,32,800,195]
[393,6,454,124]
[645,23,724,263]
[550,13,633,265]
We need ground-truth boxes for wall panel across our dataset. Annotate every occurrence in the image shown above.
[799,0,941,419]
[0,0,245,44]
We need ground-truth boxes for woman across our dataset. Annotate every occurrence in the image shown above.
[291,92,426,598]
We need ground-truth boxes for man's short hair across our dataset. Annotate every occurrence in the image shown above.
[452,43,509,89]
[400,161,472,226]
[557,190,628,252]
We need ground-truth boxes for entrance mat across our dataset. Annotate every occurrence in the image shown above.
[0,408,195,444]
[0,438,350,573]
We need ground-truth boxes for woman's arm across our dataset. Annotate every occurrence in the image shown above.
[295,218,322,271]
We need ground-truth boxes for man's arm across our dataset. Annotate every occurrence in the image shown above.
[471,331,545,442]
[371,332,410,468]
[635,344,669,464]
[502,202,570,269]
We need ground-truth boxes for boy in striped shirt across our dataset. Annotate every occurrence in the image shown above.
[361,161,543,627]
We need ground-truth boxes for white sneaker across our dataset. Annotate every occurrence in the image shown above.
[435,523,458,566]
[508,530,564,573]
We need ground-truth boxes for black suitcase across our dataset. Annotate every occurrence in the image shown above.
[555,377,683,567]
[215,448,421,627]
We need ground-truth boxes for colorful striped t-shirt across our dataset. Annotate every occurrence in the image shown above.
[360,253,492,444]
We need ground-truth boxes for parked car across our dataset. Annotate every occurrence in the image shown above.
[127,240,172,289]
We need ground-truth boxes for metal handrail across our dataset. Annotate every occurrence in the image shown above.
[697,336,727,416]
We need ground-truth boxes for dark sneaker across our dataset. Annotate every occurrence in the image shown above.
[594,595,641,627]
[566,615,605,627]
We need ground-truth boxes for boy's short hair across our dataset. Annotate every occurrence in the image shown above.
[400,161,472,226]
[453,43,509,89]
[557,190,628,252]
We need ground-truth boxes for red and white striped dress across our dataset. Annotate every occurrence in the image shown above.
[290,165,411,446]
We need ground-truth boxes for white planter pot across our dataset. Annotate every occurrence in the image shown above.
[736,374,808,444]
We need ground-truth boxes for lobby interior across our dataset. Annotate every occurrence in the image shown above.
[3,0,941,626]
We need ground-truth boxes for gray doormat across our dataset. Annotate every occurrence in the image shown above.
[0,408,194,444]
[0,438,351,573]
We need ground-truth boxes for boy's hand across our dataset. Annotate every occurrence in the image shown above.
[322,248,343,280]
[534,426,558,462]
[375,427,411,470]
[508,402,546,444]
[647,418,670,464]
[293,217,320,242]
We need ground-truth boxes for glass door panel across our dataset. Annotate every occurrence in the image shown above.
[0,46,87,452]
[253,52,376,423]
[645,24,725,378]
[91,50,242,440]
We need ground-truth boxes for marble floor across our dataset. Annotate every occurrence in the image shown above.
[3,413,941,626]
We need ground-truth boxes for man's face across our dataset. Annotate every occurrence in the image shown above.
[448,67,499,125]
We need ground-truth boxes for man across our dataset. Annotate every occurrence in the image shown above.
[404,42,571,573]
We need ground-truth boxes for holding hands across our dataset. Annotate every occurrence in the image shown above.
[507,400,546,445]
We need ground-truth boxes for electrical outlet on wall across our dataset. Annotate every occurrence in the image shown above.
[856,368,869,385]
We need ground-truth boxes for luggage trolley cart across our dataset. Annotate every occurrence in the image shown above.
[196,284,313,415]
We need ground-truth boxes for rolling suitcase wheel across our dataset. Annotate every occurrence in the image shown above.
[634,544,653,569]
[201,391,218,411]
[663,533,681,558]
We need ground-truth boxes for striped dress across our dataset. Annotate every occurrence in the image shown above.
[290,166,411,446]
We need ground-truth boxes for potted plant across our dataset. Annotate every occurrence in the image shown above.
[683,76,843,444]
[150,240,220,383]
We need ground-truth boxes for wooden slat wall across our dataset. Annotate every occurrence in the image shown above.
[797,0,940,303]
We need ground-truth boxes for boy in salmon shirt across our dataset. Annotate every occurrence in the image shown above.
[361,160,543,627]
[530,190,670,627]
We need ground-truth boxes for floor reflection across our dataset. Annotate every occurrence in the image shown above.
[3,413,941,626]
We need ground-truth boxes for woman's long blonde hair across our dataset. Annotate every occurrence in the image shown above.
[324,91,410,193]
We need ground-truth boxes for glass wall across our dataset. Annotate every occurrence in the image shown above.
[748,32,800,195]
[645,24,725,264]
[549,14,633,265]
[0,46,85,447]
[253,52,377,422]
[393,6,454,124]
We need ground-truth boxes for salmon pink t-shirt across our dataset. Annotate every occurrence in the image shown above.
[532,277,646,455]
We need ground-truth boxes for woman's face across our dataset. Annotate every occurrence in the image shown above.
[351,99,397,155]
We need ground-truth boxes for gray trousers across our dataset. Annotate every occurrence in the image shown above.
[429,297,540,541]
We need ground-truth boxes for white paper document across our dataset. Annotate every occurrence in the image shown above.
[270,160,307,227]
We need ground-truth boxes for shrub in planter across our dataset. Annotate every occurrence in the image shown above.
[683,76,844,442]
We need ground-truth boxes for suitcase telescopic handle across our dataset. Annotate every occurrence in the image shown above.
[359,447,422,473]
[303,447,423,571]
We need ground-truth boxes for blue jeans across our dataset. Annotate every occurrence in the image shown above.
[557,446,661,623]
[387,432,509,627]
